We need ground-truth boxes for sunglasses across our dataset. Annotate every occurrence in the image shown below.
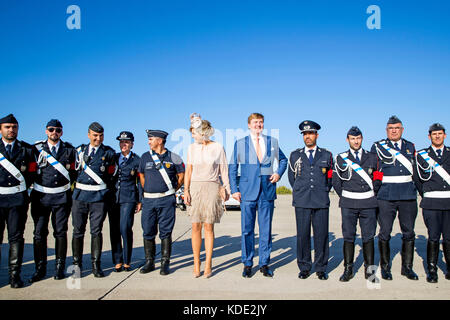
[47,127,62,133]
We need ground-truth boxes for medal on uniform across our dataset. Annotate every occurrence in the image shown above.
[368,168,373,174]
[37,168,41,175]
[66,163,71,170]
[131,170,135,176]
[322,168,326,174]
[102,157,105,161]
[165,163,171,169]
[100,165,105,172]
[21,165,27,172]
[406,149,410,154]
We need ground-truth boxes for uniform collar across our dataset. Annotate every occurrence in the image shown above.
[305,145,317,153]
[120,152,131,160]
[151,148,168,156]
[47,140,61,152]
[2,138,15,148]
[349,148,362,158]
[388,139,402,150]
[432,145,444,154]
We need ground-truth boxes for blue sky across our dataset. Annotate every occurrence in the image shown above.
[1,1,449,186]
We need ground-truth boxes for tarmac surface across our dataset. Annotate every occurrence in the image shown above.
[0,194,449,300]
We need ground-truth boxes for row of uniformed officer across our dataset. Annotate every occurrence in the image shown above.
[332,126,382,282]
[288,120,333,280]
[0,114,35,288]
[108,131,141,272]
[71,122,116,278]
[371,116,419,281]
[138,130,185,275]
[414,123,450,283]
[30,119,77,282]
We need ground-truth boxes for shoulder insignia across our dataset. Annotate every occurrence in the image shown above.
[64,141,74,148]
[33,140,46,146]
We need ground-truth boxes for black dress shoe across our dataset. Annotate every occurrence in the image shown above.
[114,265,123,273]
[242,266,252,278]
[123,266,132,272]
[298,270,310,279]
[259,265,273,278]
[316,272,328,280]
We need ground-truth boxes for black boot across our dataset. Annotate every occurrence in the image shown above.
[9,240,24,288]
[91,235,105,278]
[339,241,354,282]
[379,239,393,280]
[160,237,172,276]
[72,236,84,271]
[140,239,155,274]
[401,239,419,280]
[426,240,439,283]
[54,236,67,280]
[443,240,450,280]
[363,240,376,281]
[29,239,47,283]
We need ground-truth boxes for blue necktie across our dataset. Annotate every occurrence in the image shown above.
[394,142,400,151]
[89,148,96,157]
[51,146,57,158]
[355,150,360,164]
[120,157,127,167]
[308,150,314,165]
[5,144,12,158]
[436,149,442,159]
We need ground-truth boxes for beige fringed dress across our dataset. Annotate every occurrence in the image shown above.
[187,142,231,224]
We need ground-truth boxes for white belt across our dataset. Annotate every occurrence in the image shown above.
[342,190,375,200]
[33,183,71,194]
[75,182,107,191]
[423,191,450,199]
[144,190,175,199]
[382,175,412,183]
[0,183,26,195]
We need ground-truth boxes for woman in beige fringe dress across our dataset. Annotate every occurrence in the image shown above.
[184,114,230,278]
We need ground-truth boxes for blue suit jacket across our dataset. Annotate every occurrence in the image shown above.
[229,135,287,201]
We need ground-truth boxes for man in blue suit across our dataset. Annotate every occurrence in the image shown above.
[229,113,288,278]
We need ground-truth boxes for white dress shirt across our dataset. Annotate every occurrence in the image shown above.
[305,145,318,158]
[88,145,99,156]
[250,133,266,159]
[47,140,61,154]
[432,146,444,157]
[350,148,362,161]
[2,139,15,150]
[390,139,402,150]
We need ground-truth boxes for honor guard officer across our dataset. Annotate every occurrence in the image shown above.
[138,130,185,276]
[109,131,142,272]
[332,126,383,282]
[29,119,77,283]
[71,122,116,278]
[288,120,333,280]
[371,115,419,281]
[414,123,450,283]
[0,114,36,288]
